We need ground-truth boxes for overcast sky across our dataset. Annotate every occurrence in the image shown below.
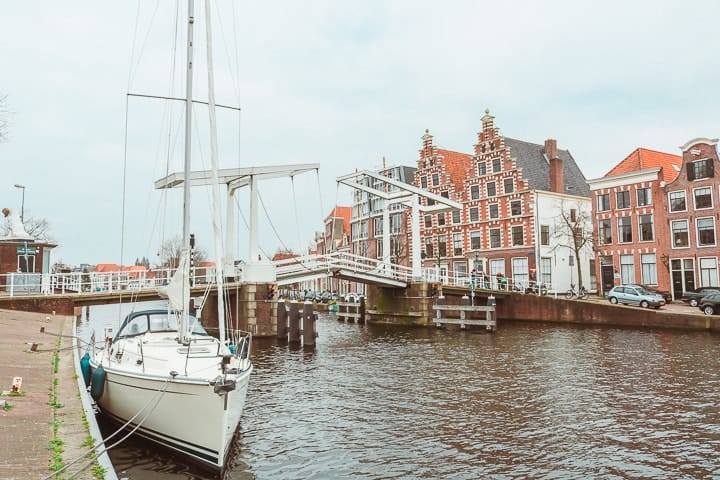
[1,1,718,267]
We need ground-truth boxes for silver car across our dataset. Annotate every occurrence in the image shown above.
[607,285,666,309]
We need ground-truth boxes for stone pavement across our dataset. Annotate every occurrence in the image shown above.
[0,309,100,480]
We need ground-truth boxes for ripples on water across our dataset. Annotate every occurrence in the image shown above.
[93,310,720,480]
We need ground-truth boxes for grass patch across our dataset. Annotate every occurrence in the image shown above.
[3,401,13,411]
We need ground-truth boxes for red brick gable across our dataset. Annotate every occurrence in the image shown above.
[436,148,472,193]
[606,147,682,183]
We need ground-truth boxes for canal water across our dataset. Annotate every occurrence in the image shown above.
[80,304,720,479]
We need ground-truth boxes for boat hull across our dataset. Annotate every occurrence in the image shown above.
[90,362,251,471]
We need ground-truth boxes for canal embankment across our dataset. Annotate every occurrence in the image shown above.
[0,309,115,480]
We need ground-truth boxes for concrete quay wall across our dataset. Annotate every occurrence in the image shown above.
[365,283,720,332]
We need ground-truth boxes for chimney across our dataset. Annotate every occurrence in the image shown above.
[545,138,564,193]
[421,129,433,157]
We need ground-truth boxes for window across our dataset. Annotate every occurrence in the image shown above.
[697,217,716,246]
[512,257,529,286]
[489,204,499,219]
[512,226,524,246]
[420,176,428,189]
[425,237,434,258]
[671,220,689,248]
[503,178,514,194]
[451,210,461,224]
[432,173,440,186]
[374,217,383,237]
[597,193,610,212]
[477,162,486,176]
[639,214,654,241]
[699,257,719,287]
[641,253,657,285]
[377,241,383,259]
[669,191,687,212]
[487,181,496,197]
[540,257,552,286]
[470,185,480,200]
[440,191,449,199]
[637,187,652,206]
[489,228,501,248]
[424,215,432,228]
[18,255,36,273]
[437,213,445,227]
[438,236,447,257]
[360,220,368,239]
[390,214,402,234]
[688,158,714,180]
[599,219,612,244]
[618,217,632,243]
[453,233,463,256]
[570,209,577,222]
[492,157,502,173]
[469,207,479,222]
[510,200,522,216]
[620,254,635,285]
[470,231,481,250]
[427,198,435,206]
[616,190,631,209]
[694,187,713,209]
[540,225,550,246]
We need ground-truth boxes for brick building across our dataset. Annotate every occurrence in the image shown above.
[664,138,720,297]
[590,138,720,299]
[588,148,681,295]
[414,110,593,291]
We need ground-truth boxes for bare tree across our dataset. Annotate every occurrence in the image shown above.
[0,216,53,240]
[552,201,594,288]
[158,235,206,268]
[0,94,10,143]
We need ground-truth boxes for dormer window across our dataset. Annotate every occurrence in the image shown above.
[687,158,714,180]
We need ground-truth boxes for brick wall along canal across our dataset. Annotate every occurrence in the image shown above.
[79,306,720,479]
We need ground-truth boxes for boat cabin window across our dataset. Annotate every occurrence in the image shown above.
[119,315,149,337]
[117,311,209,338]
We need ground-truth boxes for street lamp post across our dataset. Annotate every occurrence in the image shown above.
[13,184,25,223]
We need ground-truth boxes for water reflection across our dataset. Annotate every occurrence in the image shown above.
[82,307,720,480]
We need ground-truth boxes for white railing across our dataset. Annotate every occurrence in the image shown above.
[0,266,237,297]
[275,252,415,284]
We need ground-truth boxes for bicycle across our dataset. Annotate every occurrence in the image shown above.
[566,283,588,299]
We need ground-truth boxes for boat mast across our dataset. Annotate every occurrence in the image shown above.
[204,0,227,345]
[180,0,195,344]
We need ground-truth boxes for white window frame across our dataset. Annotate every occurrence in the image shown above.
[640,253,657,285]
[693,186,714,210]
[620,254,635,285]
[671,219,690,249]
[638,214,654,242]
[470,230,481,250]
[668,190,687,213]
[699,257,719,287]
[696,216,717,247]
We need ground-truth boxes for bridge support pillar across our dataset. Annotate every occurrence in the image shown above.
[288,301,300,343]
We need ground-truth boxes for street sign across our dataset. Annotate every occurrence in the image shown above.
[16,246,37,255]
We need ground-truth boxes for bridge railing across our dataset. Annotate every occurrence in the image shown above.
[425,269,557,296]
[275,251,415,284]
[0,266,233,297]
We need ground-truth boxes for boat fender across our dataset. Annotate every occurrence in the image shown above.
[90,366,106,400]
[80,353,92,387]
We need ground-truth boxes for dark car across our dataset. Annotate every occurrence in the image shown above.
[680,287,720,307]
[638,284,673,303]
[698,293,720,315]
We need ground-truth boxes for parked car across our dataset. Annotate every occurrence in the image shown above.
[698,293,720,315]
[637,284,672,304]
[680,287,720,307]
[607,285,666,309]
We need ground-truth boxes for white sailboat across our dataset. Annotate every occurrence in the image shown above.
[89,0,252,472]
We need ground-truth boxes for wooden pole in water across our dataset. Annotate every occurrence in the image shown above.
[276,302,288,341]
[460,294,470,328]
[302,300,316,346]
[288,301,301,343]
[359,296,366,324]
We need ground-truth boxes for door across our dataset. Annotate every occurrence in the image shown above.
[601,265,614,296]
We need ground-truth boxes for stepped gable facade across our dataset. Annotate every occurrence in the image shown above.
[415,110,592,288]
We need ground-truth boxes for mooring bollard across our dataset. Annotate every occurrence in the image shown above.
[302,301,316,346]
[277,302,288,341]
[288,301,301,343]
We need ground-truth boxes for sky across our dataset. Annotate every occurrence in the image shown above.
[1,1,719,267]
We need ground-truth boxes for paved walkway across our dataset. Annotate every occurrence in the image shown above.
[0,309,98,480]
